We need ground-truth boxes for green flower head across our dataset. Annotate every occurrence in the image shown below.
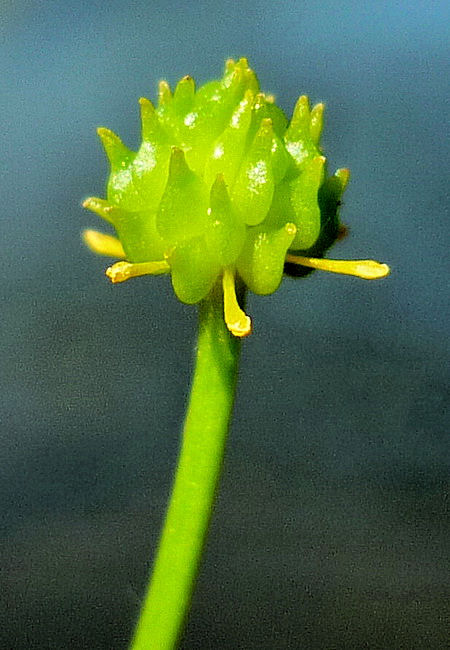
[83,58,388,336]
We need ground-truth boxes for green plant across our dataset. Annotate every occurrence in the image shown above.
[83,58,389,648]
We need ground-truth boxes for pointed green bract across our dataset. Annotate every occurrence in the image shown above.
[85,59,348,303]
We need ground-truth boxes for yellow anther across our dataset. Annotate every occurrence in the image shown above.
[286,254,390,280]
[222,269,252,338]
[106,260,170,283]
[82,229,126,258]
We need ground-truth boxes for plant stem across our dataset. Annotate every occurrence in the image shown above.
[131,281,242,649]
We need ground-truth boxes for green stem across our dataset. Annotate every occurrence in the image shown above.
[131,282,242,649]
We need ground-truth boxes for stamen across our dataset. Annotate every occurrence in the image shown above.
[285,254,390,280]
[106,260,170,283]
[222,269,252,338]
[82,230,126,258]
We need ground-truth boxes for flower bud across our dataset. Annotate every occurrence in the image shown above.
[84,58,389,336]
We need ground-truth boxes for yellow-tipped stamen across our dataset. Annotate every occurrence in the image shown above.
[106,260,170,283]
[222,269,252,338]
[82,229,126,258]
[285,254,390,280]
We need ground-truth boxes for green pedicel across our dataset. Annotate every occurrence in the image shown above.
[82,59,390,649]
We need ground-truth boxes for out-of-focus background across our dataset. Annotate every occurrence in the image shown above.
[1,1,449,648]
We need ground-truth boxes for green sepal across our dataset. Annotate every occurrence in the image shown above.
[169,237,221,304]
[232,118,275,226]
[204,175,246,266]
[156,148,209,246]
[289,155,325,250]
[237,222,297,295]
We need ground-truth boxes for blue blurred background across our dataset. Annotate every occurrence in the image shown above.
[1,1,449,647]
